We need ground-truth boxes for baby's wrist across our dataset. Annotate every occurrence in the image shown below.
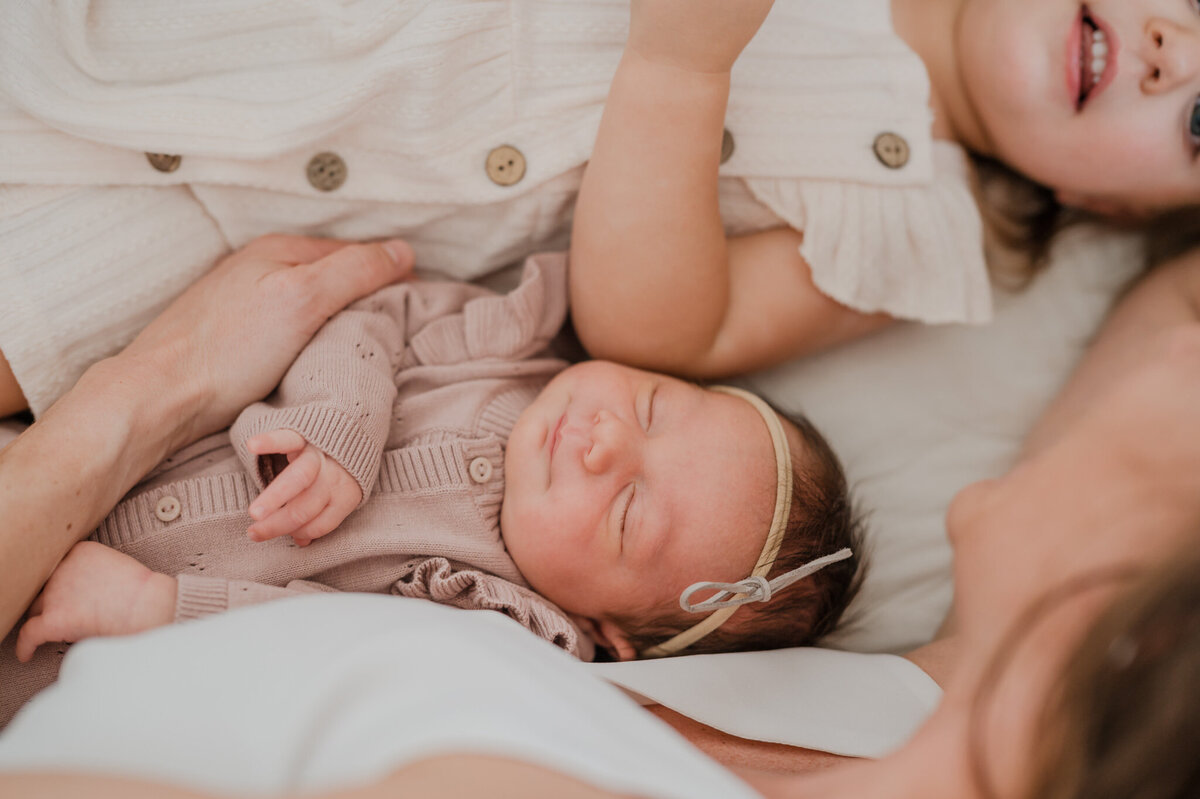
[138,573,179,631]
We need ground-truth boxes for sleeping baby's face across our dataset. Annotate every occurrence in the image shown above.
[501,361,779,653]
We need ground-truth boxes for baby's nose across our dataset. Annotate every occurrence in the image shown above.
[583,410,639,476]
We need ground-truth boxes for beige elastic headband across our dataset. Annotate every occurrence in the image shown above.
[640,386,852,658]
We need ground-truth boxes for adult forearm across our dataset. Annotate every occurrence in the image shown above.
[570,50,731,370]
[1022,252,1200,457]
[0,353,196,637]
[0,755,624,799]
[0,236,415,638]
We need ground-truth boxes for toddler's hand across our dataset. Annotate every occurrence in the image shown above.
[15,541,176,662]
[627,0,775,74]
[246,429,362,546]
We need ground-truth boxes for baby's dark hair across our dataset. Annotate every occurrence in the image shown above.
[613,402,866,658]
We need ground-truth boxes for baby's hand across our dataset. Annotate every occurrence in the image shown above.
[16,541,176,662]
[246,429,362,546]
[627,0,775,74]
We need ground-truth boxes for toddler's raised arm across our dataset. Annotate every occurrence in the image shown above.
[570,0,890,377]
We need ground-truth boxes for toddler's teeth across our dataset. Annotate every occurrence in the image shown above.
[1092,41,1108,57]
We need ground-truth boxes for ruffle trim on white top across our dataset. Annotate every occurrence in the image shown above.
[744,142,992,325]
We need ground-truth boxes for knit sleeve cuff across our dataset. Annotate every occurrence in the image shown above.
[230,404,383,505]
[176,575,319,622]
[174,575,231,622]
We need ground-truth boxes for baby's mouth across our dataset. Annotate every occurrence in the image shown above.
[549,412,566,461]
[1077,6,1111,110]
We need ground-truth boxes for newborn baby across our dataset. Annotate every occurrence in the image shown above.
[1,252,860,726]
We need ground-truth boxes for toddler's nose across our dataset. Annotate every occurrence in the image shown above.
[1140,19,1200,94]
[582,410,640,476]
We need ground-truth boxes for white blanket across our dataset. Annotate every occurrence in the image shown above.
[0,596,759,798]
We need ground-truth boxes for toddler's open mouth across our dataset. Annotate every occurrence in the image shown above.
[1074,5,1117,111]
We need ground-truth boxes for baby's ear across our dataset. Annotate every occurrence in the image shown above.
[572,616,638,661]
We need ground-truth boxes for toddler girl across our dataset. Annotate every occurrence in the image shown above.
[568,0,1200,375]
[7,0,1190,414]
[0,252,861,728]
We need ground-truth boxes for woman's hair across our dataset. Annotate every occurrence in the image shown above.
[973,156,1200,284]
[1022,551,1200,799]
[613,404,867,657]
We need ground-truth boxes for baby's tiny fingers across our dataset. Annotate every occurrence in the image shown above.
[249,448,323,520]
[248,490,330,542]
[247,429,307,455]
[289,503,349,546]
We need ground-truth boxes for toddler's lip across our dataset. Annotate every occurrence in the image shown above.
[1067,6,1083,106]
[1070,5,1119,112]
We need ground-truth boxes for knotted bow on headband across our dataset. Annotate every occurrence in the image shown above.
[678,548,854,613]
[640,386,853,658]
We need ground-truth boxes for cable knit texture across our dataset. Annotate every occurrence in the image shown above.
[0,253,593,729]
[0,0,988,416]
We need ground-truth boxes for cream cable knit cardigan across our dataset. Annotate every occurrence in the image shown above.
[0,252,592,729]
[0,0,988,416]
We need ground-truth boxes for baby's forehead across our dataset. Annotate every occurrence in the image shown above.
[699,386,806,449]
[685,388,785,495]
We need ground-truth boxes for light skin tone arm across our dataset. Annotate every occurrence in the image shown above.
[1022,253,1200,456]
[0,755,632,799]
[646,705,855,776]
[0,235,415,639]
[569,0,891,379]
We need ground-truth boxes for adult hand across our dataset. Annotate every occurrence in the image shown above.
[119,235,415,449]
[0,235,413,641]
[627,0,774,74]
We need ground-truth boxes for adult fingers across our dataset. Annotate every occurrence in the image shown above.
[246,430,308,456]
[248,489,330,542]
[248,448,323,522]
[300,239,415,319]
[239,234,355,265]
